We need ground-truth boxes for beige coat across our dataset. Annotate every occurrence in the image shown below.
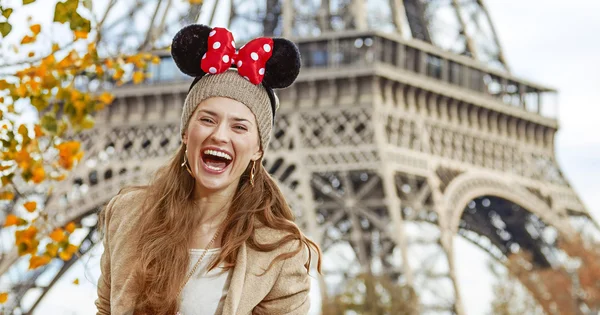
[95,190,311,315]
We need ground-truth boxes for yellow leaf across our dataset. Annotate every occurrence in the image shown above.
[73,278,79,285]
[0,292,7,304]
[49,228,66,242]
[46,243,59,257]
[188,0,203,4]
[59,250,73,261]
[65,244,78,254]
[65,221,76,233]
[74,30,88,39]
[3,214,18,226]
[0,191,15,201]
[112,68,124,81]
[28,51,35,57]
[52,43,60,52]
[132,71,145,84]
[23,201,37,213]
[151,56,161,64]
[30,24,41,35]
[21,35,35,45]
[29,255,51,269]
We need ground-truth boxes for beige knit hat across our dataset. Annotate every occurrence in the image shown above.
[172,24,301,151]
[180,70,274,150]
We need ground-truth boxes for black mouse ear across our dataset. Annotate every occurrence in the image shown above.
[171,24,212,77]
[262,38,301,89]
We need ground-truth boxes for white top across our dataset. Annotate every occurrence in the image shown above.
[179,248,231,315]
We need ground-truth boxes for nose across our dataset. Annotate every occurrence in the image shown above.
[210,122,229,144]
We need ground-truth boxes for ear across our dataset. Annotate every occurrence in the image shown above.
[182,133,188,146]
[251,149,262,161]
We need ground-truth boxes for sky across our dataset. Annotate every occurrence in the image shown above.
[3,0,600,314]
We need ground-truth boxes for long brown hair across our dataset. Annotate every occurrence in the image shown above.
[109,145,321,314]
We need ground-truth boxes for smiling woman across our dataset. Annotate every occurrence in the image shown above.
[94,24,322,315]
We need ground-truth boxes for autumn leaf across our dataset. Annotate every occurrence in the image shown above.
[74,30,88,39]
[73,278,79,285]
[151,56,161,64]
[65,221,76,233]
[49,228,66,242]
[23,201,37,212]
[98,92,114,105]
[0,292,7,304]
[31,164,45,183]
[21,35,36,45]
[34,124,44,137]
[59,244,78,261]
[29,255,51,269]
[46,243,59,257]
[133,71,145,84]
[0,191,15,201]
[30,24,41,35]
[4,214,18,227]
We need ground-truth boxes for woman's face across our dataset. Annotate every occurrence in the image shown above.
[183,97,262,195]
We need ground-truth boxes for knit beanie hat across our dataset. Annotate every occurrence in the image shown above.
[171,24,301,151]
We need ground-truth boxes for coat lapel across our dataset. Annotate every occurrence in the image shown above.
[222,243,247,315]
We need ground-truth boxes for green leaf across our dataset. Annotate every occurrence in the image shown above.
[0,22,11,37]
[40,114,58,135]
[53,2,68,23]
[2,8,13,19]
[82,0,92,11]
[23,0,36,4]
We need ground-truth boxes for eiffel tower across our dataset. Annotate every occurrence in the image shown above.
[1,0,599,314]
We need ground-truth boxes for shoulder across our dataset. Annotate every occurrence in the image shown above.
[102,187,148,235]
[250,224,311,268]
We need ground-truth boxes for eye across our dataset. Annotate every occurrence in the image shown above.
[200,117,215,124]
[234,125,248,131]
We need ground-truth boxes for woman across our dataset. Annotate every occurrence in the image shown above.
[95,24,322,315]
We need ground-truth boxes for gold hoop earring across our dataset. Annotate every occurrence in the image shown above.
[181,149,193,176]
[250,160,256,187]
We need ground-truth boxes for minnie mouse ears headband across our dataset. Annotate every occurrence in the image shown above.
[173,24,301,151]
[171,24,301,89]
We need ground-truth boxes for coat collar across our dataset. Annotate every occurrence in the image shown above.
[221,242,247,315]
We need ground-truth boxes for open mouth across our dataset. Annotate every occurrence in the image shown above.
[201,149,233,172]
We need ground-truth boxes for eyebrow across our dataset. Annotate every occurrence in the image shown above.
[197,109,253,124]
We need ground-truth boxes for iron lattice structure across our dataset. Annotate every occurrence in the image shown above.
[1,0,599,314]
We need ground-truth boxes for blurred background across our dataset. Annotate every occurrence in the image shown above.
[0,0,599,314]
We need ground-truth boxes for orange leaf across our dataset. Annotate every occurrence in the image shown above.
[74,30,88,39]
[65,221,76,233]
[30,24,41,35]
[0,191,15,201]
[151,56,161,64]
[21,35,35,45]
[49,228,66,242]
[59,250,73,261]
[32,165,45,183]
[29,255,51,269]
[65,244,78,254]
[73,278,79,285]
[34,124,44,137]
[23,201,37,213]
[0,292,7,304]
[3,214,18,227]
[98,92,114,105]
[28,52,35,57]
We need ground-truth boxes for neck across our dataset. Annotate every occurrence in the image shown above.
[192,180,239,226]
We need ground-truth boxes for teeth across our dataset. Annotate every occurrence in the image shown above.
[203,149,232,160]
[206,165,224,171]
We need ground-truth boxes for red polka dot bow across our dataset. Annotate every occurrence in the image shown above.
[200,27,274,85]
